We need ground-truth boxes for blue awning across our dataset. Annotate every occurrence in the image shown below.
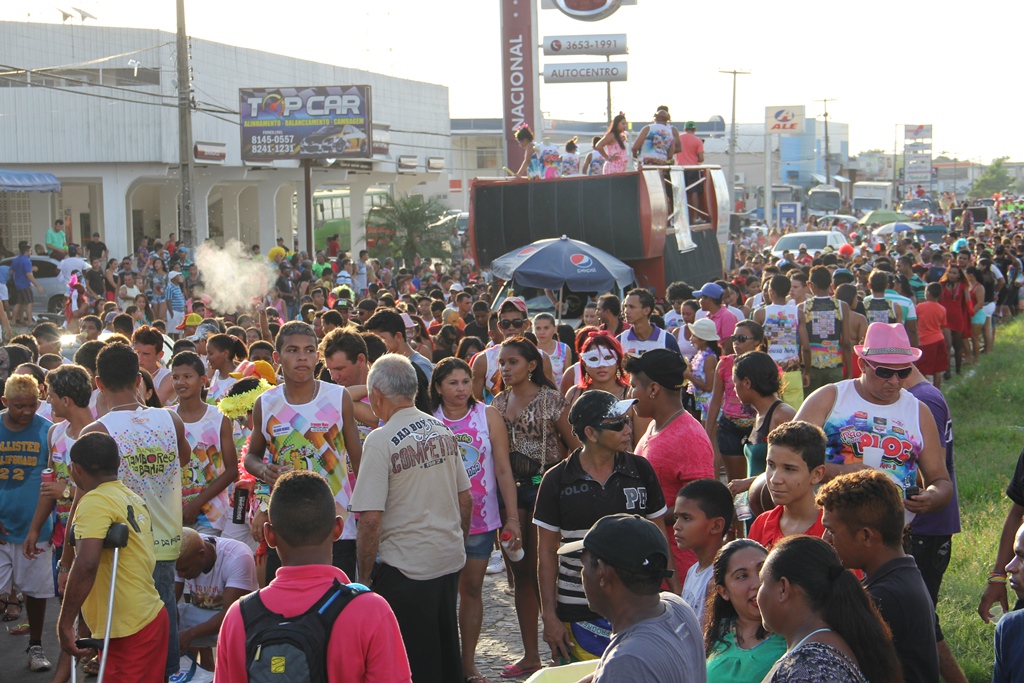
[0,169,60,193]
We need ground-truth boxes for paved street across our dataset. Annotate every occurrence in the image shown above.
[3,570,539,683]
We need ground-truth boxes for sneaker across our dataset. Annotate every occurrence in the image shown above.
[27,645,51,672]
[486,549,505,575]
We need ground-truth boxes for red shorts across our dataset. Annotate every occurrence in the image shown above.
[103,608,169,683]
[105,292,116,302]
[916,339,949,375]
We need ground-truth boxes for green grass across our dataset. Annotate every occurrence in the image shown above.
[936,317,1024,682]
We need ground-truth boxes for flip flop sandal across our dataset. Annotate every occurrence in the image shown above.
[499,663,542,679]
[1,598,23,622]
[7,620,30,636]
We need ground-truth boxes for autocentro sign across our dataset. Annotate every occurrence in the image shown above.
[543,61,627,83]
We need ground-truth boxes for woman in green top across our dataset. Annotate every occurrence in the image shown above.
[727,351,796,518]
[705,539,786,683]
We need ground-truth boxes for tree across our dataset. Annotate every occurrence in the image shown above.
[366,193,453,266]
[969,157,1014,198]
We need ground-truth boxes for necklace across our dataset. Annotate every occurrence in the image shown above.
[109,401,141,411]
[653,408,685,434]
[284,380,318,406]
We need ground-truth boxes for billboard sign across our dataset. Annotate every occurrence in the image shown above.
[905,124,932,139]
[540,0,635,21]
[239,86,372,161]
[778,202,802,226]
[501,0,539,171]
[543,34,627,55]
[543,61,627,83]
[765,106,805,135]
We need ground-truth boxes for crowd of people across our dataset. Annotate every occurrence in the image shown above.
[0,203,1023,683]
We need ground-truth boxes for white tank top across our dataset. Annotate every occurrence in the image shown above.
[483,345,503,396]
[173,403,231,531]
[99,407,182,560]
[763,302,801,368]
[823,381,924,523]
[541,341,570,382]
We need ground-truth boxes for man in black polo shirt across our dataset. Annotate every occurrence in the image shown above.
[817,469,940,683]
[534,391,672,665]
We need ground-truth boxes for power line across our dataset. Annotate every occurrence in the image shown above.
[0,63,178,100]
[0,42,175,77]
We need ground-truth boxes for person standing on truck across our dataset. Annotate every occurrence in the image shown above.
[631,106,680,168]
[514,124,561,180]
[675,121,706,219]
[596,113,629,174]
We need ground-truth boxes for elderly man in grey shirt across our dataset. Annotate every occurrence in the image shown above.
[560,514,707,683]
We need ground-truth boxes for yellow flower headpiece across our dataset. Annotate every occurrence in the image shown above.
[218,378,274,420]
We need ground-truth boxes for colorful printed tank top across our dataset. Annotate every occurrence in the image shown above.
[528,143,562,180]
[687,348,717,417]
[764,302,801,371]
[804,297,844,369]
[206,371,237,405]
[586,150,605,175]
[640,123,674,165]
[49,421,75,528]
[864,295,897,326]
[259,382,350,525]
[542,341,570,383]
[174,403,231,531]
[100,407,182,560]
[560,152,580,177]
[823,380,924,522]
[603,137,628,174]
[435,402,500,534]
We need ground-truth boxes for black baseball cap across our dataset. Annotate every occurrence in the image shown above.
[567,390,636,433]
[559,514,673,577]
[625,349,686,391]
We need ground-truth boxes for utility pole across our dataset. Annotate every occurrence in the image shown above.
[176,0,196,248]
[815,98,836,185]
[606,56,613,125]
[719,69,749,204]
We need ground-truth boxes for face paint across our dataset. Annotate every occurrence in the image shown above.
[582,346,619,369]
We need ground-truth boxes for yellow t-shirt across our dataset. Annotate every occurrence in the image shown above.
[72,480,163,639]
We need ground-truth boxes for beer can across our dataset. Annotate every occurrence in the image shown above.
[41,469,56,483]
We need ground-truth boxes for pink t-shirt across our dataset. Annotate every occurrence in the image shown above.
[216,565,411,683]
[716,355,756,423]
[916,301,947,347]
[636,412,715,577]
[675,132,704,166]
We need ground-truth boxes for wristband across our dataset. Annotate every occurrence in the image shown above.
[57,565,72,574]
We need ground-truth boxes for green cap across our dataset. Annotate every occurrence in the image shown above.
[684,121,697,130]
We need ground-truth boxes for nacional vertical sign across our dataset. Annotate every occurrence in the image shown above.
[501,0,539,171]
[765,106,805,135]
[239,86,372,161]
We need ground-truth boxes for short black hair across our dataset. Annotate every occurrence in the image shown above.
[767,420,826,470]
[112,313,134,337]
[73,340,106,377]
[45,364,92,408]
[70,432,120,476]
[81,315,103,333]
[769,274,791,298]
[597,293,621,317]
[275,321,317,353]
[11,335,38,361]
[364,309,405,340]
[322,310,344,328]
[96,341,140,392]
[172,339,197,356]
[472,300,489,313]
[170,350,206,377]
[626,288,655,315]
[678,479,734,538]
[268,470,338,547]
[360,332,388,363]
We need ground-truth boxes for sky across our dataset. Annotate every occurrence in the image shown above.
[3,0,1019,164]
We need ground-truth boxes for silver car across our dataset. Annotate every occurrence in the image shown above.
[0,255,68,314]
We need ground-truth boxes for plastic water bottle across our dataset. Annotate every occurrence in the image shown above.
[500,530,524,562]
[734,492,753,522]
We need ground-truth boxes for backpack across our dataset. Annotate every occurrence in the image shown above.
[240,579,370,683]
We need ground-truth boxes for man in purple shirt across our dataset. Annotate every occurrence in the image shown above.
[901,365,967,683]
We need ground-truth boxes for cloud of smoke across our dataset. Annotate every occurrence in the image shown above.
[194,239,271,313]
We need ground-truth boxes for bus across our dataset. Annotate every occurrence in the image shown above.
[296,187,392,252]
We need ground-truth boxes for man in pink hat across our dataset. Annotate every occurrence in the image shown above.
[471,296,552,401]
[795,323,953,517]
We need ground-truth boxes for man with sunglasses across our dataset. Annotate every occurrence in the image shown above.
[795,323,953,519]
[534,390,674,666]
[471,297,553,401]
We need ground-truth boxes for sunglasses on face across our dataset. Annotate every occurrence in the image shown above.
[731,334,753,344]
[498,318,526,330]
[863,359,912,380]
[594,417,630,432]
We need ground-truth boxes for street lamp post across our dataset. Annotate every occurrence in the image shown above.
[719,69,749,204]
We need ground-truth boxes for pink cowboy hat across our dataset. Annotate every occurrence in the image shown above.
[855,323,922,365]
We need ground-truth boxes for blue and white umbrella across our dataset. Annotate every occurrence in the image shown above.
[490,235,635,294]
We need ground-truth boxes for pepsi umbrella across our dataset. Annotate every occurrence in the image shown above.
[490,235,635,294]
[873,222,920,236]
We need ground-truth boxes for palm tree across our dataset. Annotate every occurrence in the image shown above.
[366,193,452,266]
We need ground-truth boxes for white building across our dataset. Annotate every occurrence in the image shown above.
[0,21,450,259]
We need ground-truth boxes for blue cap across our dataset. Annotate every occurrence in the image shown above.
[694,282,724,299]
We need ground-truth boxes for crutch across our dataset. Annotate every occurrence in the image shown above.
[69,522,129,683]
